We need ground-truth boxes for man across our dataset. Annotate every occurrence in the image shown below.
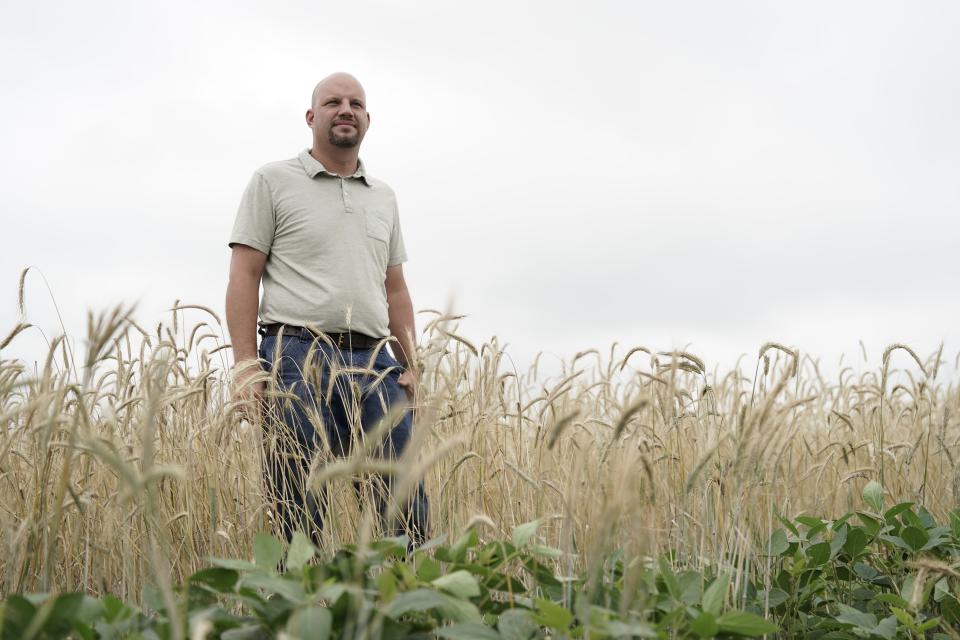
[225,72,429,547]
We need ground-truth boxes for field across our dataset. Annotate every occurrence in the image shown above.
[1,295,959,638]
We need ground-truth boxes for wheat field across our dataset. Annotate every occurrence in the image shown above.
[1,295,957,609]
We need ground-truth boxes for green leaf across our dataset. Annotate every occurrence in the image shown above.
[715,610,778,636]
[285,532,316,571]
[884,502,915,520]
[842,527,869,558]
[383,589,449,618]
[41,593,85,636]
[834,603,877,629]
[853,563,879,581]
[222,624,268,639]
[874,615,897,639]
[530,544,563,558]
[807,542,831,567]
[433,570,482,599]
[856,511,881,535]
[451,529,480,562]
[190,568,239,593]
[702,574,730,616]
[941,595,960,624]
[691,611,719,637]
[416,557,442,582]
[863,481,885,513]
[511,520,542,548]
[829,525,848,558]
[918,617,941,632]
[761,588,789,609]
[657,557,682,600]
[208,557,260,572]
[497,609,539,640]
[240,573,306,603]
[900,526,929,551]
[767,529,789,556]
[890,606,913,627]
[874,593,909,608]
[377,570,397,601]
[437,593,483,623]
[253,532,284,571]
[533,598,573,630]
[678,571,703,605]
[774,507,799,536]
[604,620,658,638]
[286,606,331,640]
[436,623,502,640]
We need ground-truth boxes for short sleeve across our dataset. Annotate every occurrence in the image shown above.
[388,198,408,266]
[228,171,275,255]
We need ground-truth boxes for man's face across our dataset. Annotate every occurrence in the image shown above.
[308,77,369,149]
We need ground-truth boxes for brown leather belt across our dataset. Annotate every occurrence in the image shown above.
[258,324,383,349]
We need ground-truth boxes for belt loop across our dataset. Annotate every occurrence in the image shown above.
[298,326,308,343]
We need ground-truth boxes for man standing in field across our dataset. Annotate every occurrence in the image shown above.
[224,72,429,547]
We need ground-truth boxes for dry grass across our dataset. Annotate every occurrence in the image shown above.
[0,300,958,604]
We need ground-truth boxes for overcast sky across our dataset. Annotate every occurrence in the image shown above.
[1,1,958,379]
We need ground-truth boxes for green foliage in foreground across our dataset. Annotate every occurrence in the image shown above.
[10,486,960,639]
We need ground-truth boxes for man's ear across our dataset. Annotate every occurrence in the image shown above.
[305,109,314,127]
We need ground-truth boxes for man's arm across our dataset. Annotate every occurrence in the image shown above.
[226,244,267,409]
[385,264,416,368]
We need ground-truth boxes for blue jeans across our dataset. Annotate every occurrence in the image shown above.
[258,331,430,547]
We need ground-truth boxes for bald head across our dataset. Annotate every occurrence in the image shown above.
[305,72,371,156]
[311,72,366,109]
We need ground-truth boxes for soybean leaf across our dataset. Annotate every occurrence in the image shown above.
[941,595,960,624]
[190,568,239,593]
[497,608,539,640]
[703,574,730,616]
[842,527,869,558]
[208,558,260,572]
[285,532,316,571]
[657,557,682,601]
[834,604,877,629]
[436,623,502,640]
[533,598,573,630]
[874,615,897,639]
[863,481,885,513]
[884,502,915,521]
[900,526,929,551]
[691,611,719,638]
[384,589,448,618]
[253,532,284,572]
[433,570,482,599]
[285,606,331,640]
[767,529,789,556]
[511,520,542,548]
[716,610,778,636]
[807,542,831,567]
[604,620,658,638]
[240,573,306,603]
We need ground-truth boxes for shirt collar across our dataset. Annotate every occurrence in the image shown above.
[298,149,372,186]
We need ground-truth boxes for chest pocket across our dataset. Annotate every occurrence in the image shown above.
[364,209,391,245]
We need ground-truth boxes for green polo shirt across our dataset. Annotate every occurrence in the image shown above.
[228,149,408,339]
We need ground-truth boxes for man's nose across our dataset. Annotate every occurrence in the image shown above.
[336,100,354,117]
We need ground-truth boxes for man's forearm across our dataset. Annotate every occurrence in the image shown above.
[225,274,261,364]
[386,287,417,367]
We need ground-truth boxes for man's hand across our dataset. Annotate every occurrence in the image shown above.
[231,359,265,421]
[397,368,417,401]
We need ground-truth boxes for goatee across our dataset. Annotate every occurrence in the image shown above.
[329,130,359,148]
